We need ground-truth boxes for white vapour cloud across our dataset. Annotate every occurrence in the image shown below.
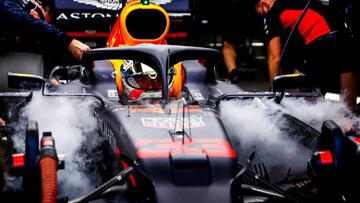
[16,93,101,198]
[220,97,359,182]
[279,97,360,131]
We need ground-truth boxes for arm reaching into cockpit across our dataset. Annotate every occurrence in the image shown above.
[0,0,90,60]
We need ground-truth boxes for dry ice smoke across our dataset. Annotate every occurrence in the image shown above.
[280,97,360,131]
[220,97,359,181]
[14,93,103,199]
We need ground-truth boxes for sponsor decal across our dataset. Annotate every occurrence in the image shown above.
[55,0,188,20]
[188,89,205,101]
[135,138,237,158]
[140,91,162,99]
[130,105,203,113]
[74,0,122,10]
[72,0,173,11]
[56,11,119,20]
[141,116,205,129]
[107,90,119,100]
[0,92,32,97]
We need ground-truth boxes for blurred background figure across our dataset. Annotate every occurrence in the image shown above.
[219,0,260,84]
[189,0,264,85]
[252,0,358,110]
[221,0,246,84]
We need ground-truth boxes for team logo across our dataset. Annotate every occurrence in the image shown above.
[73,0,122,10]
[73,0,173,10]
[142,116,205,129]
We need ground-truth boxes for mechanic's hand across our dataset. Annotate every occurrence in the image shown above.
[0,117,5,126]
[68,39,91,61]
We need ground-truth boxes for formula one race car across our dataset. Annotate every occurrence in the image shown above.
[1,1,360,203]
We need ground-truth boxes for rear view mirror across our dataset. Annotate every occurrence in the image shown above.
[273,73,316,104]
[273,73,310,92]
[8,72,43,90]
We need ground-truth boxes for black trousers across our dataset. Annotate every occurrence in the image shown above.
[301,31,357,91]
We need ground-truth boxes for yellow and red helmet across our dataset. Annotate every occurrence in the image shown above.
[107,0,184,99]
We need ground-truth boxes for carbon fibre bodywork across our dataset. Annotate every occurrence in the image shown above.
[48,45,244,203]
[1,1,359,200]
[1,43,360,203]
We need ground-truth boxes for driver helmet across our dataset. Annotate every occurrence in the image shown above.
[120,60,180,100]
[108,0,184,99]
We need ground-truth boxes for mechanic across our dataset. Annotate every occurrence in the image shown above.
[252,0,358,110]
[0,0,91,124]
[220,0,254,84]
[0,0,90,61]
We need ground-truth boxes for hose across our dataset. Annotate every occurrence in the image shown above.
[39,133,58,203]
[40,156,58,203]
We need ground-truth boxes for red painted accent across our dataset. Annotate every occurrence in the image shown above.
[107,17,125,47]
[116,146,137,187]
[135,138,236,158]
[12,153,25,168]
[319,151,333,164]
[116,146,121,157]
[280,9,331,44]
[120,160,137,187]
[129,89,144,100]
[66,32,110,38]
[353,137,360,145]
[166,32,188,38]
[41,137,54,147]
